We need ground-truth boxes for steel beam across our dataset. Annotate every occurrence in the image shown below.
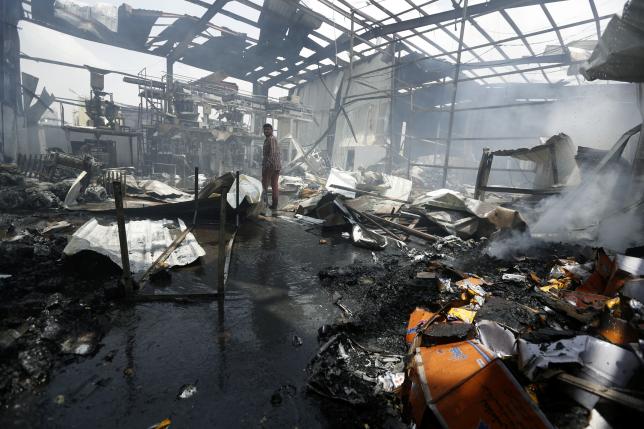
[249,0,401,82]
[441,0,468,187]
[588,0,602,40]
[365,0,563,41]
[265,0,565,87]
[169,0,231,62]
[461,54,570,69]
[351,14,609,71]
[445,62,577,83]
[337,62,580,106]
[411,99,557,113]
[454,16,517,83]
[361,0,437,59]
[540,4,565,48]
[21,0,602,89]
[499,9,551,83]
[390,0,487,85]
[342,15,609,88]
[244,0,377,81]
[186,0,335,52]
[184,0,344,80]
[402,0,490,84]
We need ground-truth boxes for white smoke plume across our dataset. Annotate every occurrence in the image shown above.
[486,168,644,259]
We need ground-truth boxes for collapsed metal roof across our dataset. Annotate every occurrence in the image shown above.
[20,0,625,89]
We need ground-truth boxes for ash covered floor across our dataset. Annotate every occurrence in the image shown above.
[1,217,376,428]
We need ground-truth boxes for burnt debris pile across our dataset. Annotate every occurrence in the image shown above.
[0,214,119,407]
[276,156,644,428]
[306,228,643,427]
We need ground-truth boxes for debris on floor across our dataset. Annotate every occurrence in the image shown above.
[279,164,533,257]
[270,384,297,407]
[6,0,644,426]
[292,335,304,347]
[177,383,198,400]
[0,164,67,210]
[307,333,404,424]
[0,214,118,407]
[147,418,172,429]
[311,232,644,427]
[63,218,205,273]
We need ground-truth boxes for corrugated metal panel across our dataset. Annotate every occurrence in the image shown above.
[63,218,205,273]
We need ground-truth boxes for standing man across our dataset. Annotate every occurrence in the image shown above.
[262,123,281,209]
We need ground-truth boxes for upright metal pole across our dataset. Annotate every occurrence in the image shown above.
[129,135,134,165]
[113,181,133,297]
[235,170,240,228]
[387,37,397,174]
[166,58,174,116]
[218,191,227,295]
[441,0,469,187]
[121,171,127,208]
[193,166,199,225]
[349,10,355,80]
[406,124,412,180]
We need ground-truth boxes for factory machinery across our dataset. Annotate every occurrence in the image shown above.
[123,70,314,181]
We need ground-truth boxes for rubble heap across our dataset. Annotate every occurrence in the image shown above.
[0,164,70,211]
[0,215,118,409]
[309,235,644,428]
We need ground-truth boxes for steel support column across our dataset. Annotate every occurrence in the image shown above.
[387,38,397,174]
[442,0,468,187]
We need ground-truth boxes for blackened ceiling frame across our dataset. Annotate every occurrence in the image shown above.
[20,0,608,89]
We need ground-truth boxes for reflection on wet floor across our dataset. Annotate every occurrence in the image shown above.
[138,224,229,297]
[8,218,367,428]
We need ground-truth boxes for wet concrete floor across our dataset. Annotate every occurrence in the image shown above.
[9,216,368,428]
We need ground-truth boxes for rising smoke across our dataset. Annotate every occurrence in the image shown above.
[483,82,643,259]
[486,163,644,259]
